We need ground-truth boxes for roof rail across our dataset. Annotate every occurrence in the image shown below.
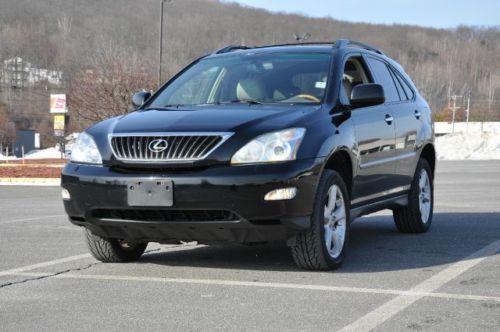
[254,42,335,48]
[334,39,384,55]
[212,40,384,55]
[213,45,251,54]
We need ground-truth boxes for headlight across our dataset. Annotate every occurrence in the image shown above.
[231,128,306,164]
[70,132,102,164]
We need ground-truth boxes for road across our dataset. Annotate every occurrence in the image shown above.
[0,160,499,331]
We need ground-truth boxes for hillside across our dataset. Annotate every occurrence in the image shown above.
[0,0,499,145]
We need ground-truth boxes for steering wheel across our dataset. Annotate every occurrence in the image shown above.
[293,94,321,103]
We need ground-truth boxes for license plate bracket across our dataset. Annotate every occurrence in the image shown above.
[127,180,173,207]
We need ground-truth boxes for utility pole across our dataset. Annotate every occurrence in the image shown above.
[448,94,462,134]
[465,94,470,134]
[158,0,172,88]
[485,73,494,136]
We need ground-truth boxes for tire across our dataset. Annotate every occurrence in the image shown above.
[84,229,148,263]
[290,170,350,270]
[393,158,434,233]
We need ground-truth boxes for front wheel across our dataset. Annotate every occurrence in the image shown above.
[84,229,148,262]
[393,158,434,233]
[290,170,350,270]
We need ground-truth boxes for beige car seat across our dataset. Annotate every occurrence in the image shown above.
[236,79,265,101]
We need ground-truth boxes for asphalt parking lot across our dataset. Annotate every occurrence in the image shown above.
[0,160,499,331]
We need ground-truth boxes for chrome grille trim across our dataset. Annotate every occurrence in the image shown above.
[108,132,233,163]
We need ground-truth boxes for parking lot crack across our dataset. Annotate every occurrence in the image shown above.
[0,262,100,289]
[0,246,163,289]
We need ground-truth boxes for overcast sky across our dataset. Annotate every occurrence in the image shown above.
[226,0,500,29]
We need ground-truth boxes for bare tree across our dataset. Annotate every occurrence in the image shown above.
[0,103,16,148]
[0,0,499,127]
[68,39,155,122]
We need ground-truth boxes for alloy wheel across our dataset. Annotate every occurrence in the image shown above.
[323,184,347,259]
[418,169,432,224]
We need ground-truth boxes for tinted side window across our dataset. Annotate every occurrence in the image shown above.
[389,69,407,100]
[392,68,415,100]
[340,56,372,105]
[365,57,400,103]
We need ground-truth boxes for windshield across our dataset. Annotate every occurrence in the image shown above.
[148,52,332,108]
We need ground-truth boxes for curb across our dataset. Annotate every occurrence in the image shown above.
[0,177,60,186]
[0,164,65,168]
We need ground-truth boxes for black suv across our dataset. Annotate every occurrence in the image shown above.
[62,39,435,270]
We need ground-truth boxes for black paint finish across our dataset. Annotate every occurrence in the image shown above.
[62,43,434,244]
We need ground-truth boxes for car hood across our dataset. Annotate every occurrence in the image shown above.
[110,105,317,134]
[87,104,322,166]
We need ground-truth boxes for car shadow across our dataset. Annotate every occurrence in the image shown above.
[138,212,500,272]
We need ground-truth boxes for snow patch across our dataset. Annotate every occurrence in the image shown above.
[24,147,63,159]
[436,130,500,160]
[0,153,18,161]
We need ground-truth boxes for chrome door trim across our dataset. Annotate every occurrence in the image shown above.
[351,184,411,205]
[359,151,416,169]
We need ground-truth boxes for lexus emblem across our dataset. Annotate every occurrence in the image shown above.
[148,139,169,153]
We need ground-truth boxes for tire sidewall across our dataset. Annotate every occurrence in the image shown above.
[84,229,147,262]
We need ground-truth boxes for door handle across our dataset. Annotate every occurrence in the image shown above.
[414,110,421,119]
[384,114,394,125]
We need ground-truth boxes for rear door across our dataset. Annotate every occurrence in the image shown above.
[341,55,397,205]
[387,66,421,188]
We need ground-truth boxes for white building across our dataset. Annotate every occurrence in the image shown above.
[1,57,63,87]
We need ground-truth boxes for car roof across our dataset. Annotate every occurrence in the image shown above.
[207,39,385,59]
[205,44,336,59]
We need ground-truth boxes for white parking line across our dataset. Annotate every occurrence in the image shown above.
[338,239,500,332]
[0,214,66,225]
[1,242,498,313]
[0,245,193,278]
[7,271,500,303]
[0,254,91,277]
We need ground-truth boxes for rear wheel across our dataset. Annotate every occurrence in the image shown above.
[290,170,350,270]
[84,229,148,262]
[393,158,434,233]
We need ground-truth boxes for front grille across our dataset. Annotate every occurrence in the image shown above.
[109,133,232,163]
[92,209,239,222]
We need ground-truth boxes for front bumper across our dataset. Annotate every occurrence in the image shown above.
[61,159,323,244]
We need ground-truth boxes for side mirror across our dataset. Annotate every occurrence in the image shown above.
[132,91,151,108]
[350,83,385,108]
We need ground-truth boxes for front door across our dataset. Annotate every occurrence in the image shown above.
[350,105,397,205]
[340,55,397,205]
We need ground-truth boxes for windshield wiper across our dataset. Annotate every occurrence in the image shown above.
[224,99,264,105]
[140,105,188,111]
[162,104,189,108]
[144,100,264,110]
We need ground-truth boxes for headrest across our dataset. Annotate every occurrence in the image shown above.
[236,79,265,101]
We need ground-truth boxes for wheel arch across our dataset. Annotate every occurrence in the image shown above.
[419,143,436,177]
[322,148,354,198]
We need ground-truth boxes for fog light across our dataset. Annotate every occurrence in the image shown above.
[61,188,71,200]
[264,187,297,201]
